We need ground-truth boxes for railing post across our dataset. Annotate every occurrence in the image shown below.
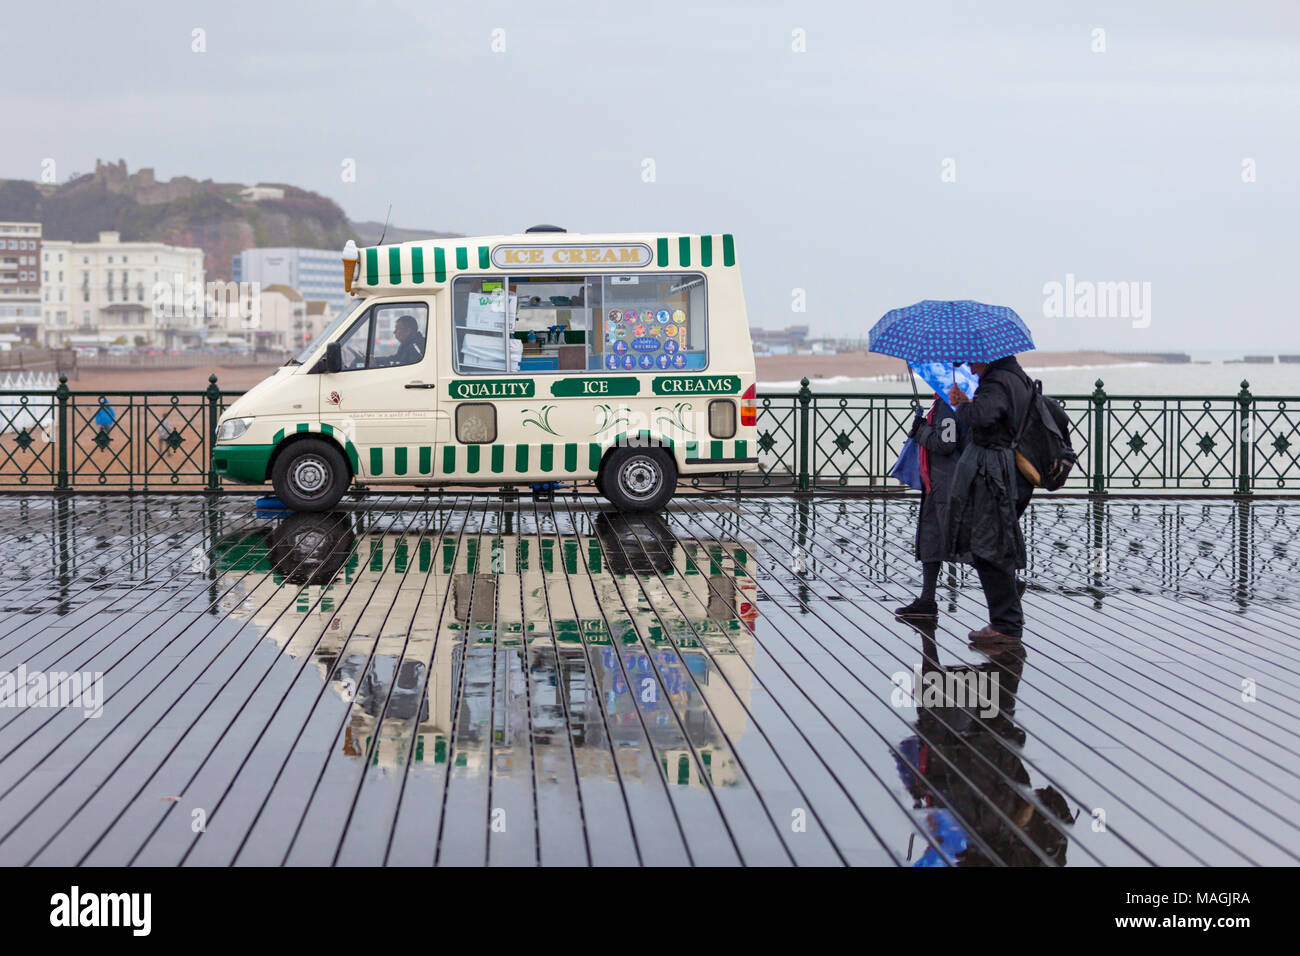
[1236,379,1253,497]
[1090,378,1107,496]
[56,374,70,490]
[206,373,221,491]
[797,377,812,492]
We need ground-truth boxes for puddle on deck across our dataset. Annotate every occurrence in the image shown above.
[0,494,1297,866]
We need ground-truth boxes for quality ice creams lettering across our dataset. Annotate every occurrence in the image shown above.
[661,377,732,393]
[451,381,532,399]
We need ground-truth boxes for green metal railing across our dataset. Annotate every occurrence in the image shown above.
[748,377,1299,494]
[0,374,1295,494]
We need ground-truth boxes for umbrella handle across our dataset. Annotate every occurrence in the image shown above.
[905,360,920,409]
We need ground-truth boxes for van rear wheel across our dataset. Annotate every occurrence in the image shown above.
[600,447,676,512]
[272,438,349,512]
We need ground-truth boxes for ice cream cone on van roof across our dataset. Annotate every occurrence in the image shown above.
[341,240,359,293]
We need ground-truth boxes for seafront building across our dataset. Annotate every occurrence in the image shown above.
[232,247,350,315]
[206,283,332,353]
[0,221,43,345]
[39,231,205,349]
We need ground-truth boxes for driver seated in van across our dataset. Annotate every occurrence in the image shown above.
[389,314,425,366]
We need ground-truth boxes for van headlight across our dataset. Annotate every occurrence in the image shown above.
[217,417,254,441]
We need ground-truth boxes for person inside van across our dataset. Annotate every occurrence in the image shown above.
[390,314,425,366]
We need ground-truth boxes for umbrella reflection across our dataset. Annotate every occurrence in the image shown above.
[896,615,1074,866]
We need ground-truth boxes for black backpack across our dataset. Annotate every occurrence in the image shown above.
[1012,376,1077,491]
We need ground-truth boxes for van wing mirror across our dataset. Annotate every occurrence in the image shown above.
[325,342,343,374]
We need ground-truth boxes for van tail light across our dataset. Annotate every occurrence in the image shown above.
[741,383,757,427]
[739,579,759,628]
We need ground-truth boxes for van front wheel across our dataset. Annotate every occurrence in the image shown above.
[272,438,349,512]
[600,447,676,512]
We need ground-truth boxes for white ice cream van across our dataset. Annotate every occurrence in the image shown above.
[213,226,759,511]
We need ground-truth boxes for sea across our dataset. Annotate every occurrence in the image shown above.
[759,350,1300,398]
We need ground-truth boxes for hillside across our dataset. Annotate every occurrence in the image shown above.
[0,159,457,281]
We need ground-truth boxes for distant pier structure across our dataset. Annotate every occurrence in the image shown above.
[1106,351,1191,363]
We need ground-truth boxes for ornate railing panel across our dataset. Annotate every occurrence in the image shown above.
[0,375,1295,494]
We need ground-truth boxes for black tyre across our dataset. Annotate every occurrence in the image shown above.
[599,447,676,512]
[271,438,350,512]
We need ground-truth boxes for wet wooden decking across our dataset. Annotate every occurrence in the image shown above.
[0,492,1297,866]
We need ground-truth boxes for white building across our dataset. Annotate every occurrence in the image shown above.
[40,231,204,349]
[232,247,349,314]
[238,186,285,202]
[0,222,43,343]
[209,284,329,355]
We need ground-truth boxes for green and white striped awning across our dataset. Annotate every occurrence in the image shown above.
[358,234,736,291]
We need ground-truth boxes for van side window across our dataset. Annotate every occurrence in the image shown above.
[450,273,706,374]
[592,273,707,372]
[452,278,518,372]
[333,303,429,371]
[371,304,428,368]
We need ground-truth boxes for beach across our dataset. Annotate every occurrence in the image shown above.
[41,348,1294,399]
[60,363,282,394]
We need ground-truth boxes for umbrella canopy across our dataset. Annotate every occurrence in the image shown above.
[869,299,1034,364]
[912,361,979,408]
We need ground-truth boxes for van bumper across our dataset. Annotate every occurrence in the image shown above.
[213,444,275,484]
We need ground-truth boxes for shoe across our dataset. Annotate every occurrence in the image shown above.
[967,625,1021,648]
[894,597,938,618]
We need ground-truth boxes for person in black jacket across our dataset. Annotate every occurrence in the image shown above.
[895,392,967,618]
[946,354,1034,646]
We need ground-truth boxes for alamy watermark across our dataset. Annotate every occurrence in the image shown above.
[151,274,262,329]
[1042,274,1151,328]
[50,886,150,936]
[891,665,1000,718]
[0,665,103,718]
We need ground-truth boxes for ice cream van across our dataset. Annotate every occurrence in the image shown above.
[213,226,759,512]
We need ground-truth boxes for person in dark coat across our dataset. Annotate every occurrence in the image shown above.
[895,392,967,618]
[946,354,1035,646]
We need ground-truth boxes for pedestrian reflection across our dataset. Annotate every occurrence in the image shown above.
[895,614,1074,866]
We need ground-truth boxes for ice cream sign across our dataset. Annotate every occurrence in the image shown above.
[491,243,653,269]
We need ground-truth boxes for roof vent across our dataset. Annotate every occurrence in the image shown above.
[524,224,566,233]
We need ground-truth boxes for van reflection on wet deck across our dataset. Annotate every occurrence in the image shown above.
[212,508,759,788]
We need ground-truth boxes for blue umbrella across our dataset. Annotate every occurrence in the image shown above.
[869,299,1035,365]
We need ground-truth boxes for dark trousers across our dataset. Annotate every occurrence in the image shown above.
[972,556,1023,637]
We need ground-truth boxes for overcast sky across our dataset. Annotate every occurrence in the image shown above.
[5,0,1299,351]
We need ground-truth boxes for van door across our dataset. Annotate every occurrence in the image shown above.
[317,300,443,480]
